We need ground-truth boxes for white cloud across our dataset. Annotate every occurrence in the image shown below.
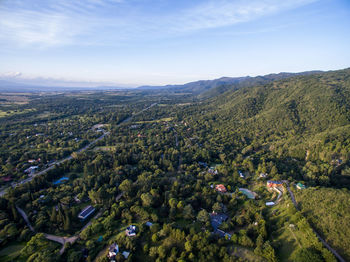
[171,0,318,32]
[0,0,318,47]
[0,71,22,78]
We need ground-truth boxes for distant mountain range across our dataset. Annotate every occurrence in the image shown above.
[0,70,326,94]
[0,80,126,92]
[138,71,323,99]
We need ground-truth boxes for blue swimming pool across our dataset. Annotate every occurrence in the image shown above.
[53,176,69,185]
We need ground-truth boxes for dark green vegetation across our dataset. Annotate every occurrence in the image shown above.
[0,68,349,261]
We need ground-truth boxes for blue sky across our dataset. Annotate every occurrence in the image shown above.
[0,0,350,87]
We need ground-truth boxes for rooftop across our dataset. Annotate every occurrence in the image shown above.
[78,205,95,220]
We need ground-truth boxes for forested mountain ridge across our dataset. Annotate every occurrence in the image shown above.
[138,70,323,98]
[209,68,350,132]
[181,68,350,187]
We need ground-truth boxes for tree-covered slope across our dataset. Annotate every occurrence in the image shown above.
[210,69,350,134]
[180,68,350,187]
[138,71,323,98]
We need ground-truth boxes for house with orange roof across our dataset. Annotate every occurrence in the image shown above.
[215,184,227,193]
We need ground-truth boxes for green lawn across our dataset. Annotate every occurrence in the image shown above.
[0,108,34,118]
[268,200,323,261]
[135,117,173,124]
[230,245,265,262]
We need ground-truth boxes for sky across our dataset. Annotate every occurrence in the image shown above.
[0,0,350,87]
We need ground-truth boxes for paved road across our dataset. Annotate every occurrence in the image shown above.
[16,204,78,254]
[16,206,34,232]
[273,187,283,203]
[283,181,345,262]
[79,209,103,233]
[0,103,157,197]
[120,103,157,124]
[44,234,79,255]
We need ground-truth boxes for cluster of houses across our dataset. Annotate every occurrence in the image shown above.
[108,243,130,261]
[107,223,154,261]
[265,180,306,206]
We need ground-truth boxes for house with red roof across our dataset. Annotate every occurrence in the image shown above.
[215,184,227,193]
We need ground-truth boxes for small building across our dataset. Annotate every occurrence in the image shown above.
[108,243,119,259]
[296,182,306,190]
[259,173,268,178]
[145,222,153,227]
[239,171,245,178]
[78,205,95,220]
[126,225,136,236]
[215,184,227,193]
[122,251,130,259]
[208,167,218,175]
[267,181,283,188]
[266,201,275,206]
[74,195,81,203]
[24,166,38,175]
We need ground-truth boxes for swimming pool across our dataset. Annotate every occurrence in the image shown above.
[53,176,69,185]
[239,188,256,199]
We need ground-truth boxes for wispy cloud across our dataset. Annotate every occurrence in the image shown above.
[0,0,318,48]
[173,0,318,32]
[0,71,22,78]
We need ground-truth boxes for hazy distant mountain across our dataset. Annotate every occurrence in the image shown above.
[0,79,125,92]
[1,70,323,93]
[138,71,323,99]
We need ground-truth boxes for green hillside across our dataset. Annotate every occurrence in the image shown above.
[182,68,350,187]
[295,187,350,261]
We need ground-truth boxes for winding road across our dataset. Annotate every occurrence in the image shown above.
[16,206,34,232]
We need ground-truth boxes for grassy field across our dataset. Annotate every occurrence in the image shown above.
[0,108,34,117]
[94,146,117,152]
[135,117,173,124]
[295,187,350,261]
[230,245,265,262]
[268,200,310,261]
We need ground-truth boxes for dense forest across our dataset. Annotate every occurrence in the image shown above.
[0,68,349,261]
